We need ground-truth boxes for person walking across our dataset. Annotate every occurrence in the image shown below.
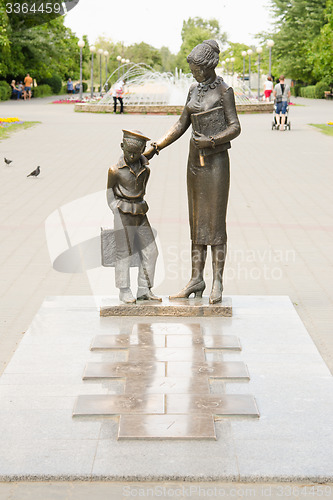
[23,73,33,100]
[273,75,291,131]
[264,75,274,101]
[66,78,74,94]
[112,79,126,113]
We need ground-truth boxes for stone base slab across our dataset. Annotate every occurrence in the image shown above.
[100,296,232,317]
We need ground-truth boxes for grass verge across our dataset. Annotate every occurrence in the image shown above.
[0,121,40,141]
[309,124,333,136]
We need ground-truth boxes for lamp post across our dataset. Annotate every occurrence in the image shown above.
[256,46,263,100]
[230,57,235,77]
[117,55,122,79]
[98,48,103,94]
[221,60,226,75]
[241,51,247,83]
[77,39,85,100]
[121,58,126,78]
[104,50,109,92]
[267,39,275,77]
[247,49,253,92]
[226,58,230,75]
[89,45,95,98]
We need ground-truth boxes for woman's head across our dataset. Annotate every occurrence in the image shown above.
[187,40,220,83]
[187,40,220,70]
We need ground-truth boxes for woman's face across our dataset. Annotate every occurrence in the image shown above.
[189,63,215,83]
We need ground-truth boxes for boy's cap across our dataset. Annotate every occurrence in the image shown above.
[122,129,150,142]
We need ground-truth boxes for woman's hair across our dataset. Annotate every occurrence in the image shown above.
[187,39,220,69]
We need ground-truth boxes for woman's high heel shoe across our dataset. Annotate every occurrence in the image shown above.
[209,282,223,304]
[169,280,206,300]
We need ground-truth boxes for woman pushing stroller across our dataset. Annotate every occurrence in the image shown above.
[273,75,291,131]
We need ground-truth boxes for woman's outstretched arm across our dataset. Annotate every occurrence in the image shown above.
[144,90,193,159]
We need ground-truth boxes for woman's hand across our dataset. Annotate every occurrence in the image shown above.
[192,132,213,149]
[144,144,157,160]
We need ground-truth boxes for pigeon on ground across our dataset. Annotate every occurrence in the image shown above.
[27,166,40,177]
[4,158,12,165]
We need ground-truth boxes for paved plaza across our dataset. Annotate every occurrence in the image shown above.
[0,96,333,497]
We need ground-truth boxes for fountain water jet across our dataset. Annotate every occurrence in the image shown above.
[98,63,259,107]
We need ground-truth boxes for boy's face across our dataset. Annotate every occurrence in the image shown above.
[121,138,146,164]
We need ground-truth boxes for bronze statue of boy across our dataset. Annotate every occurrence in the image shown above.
[106,129,161,304]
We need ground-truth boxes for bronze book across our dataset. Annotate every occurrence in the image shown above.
[191,106,227,158]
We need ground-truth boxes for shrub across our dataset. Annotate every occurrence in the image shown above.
[300,85,316,98]
[315,81,329,99]
[39,75,62,94]
[82,82,88,92]
[0,81,12,101]
[34,84,52,98]
[290,84,305,97]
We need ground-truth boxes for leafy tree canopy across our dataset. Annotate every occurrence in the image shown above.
[264,0,328,82]
[0,0,88,81]
[176,17,227,71]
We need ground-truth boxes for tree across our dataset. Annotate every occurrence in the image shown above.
[160,46,177,73]
[220,42,269,77]
[89,37,168,89]
[310,0,333,86]
[267,0,327,82]
[0,0,11,76]
[176,17,228,72]
[126,42,162,70]
[0,2,87,82]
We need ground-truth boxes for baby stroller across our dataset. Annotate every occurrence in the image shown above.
[272,100,291,130]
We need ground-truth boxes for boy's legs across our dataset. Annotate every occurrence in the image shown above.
[135,215,159,299]
[113,96,117,113]
[113,211,137,302]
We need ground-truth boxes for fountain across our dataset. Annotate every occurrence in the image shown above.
[75,63,273,113]
[99,63,194,107]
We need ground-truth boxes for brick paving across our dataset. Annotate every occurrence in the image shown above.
[0,95,332,496]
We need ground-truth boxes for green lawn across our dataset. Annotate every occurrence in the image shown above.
[309,124,333,136]
[0,121,40,141]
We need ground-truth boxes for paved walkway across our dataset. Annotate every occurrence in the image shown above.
[0,96,332,496]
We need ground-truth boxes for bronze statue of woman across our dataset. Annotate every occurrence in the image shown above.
[145,40,241,304]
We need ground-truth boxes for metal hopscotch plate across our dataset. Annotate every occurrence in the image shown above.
[83,361,166,379]
[167,361,250,379]
[118,414,217,440]
[73,394,165,416]
[166,394,260,417]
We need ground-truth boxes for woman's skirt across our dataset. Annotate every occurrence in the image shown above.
[187,140,230,246]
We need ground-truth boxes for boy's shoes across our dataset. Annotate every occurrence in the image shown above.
[119,288,136,304]
[137,287,162,302]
